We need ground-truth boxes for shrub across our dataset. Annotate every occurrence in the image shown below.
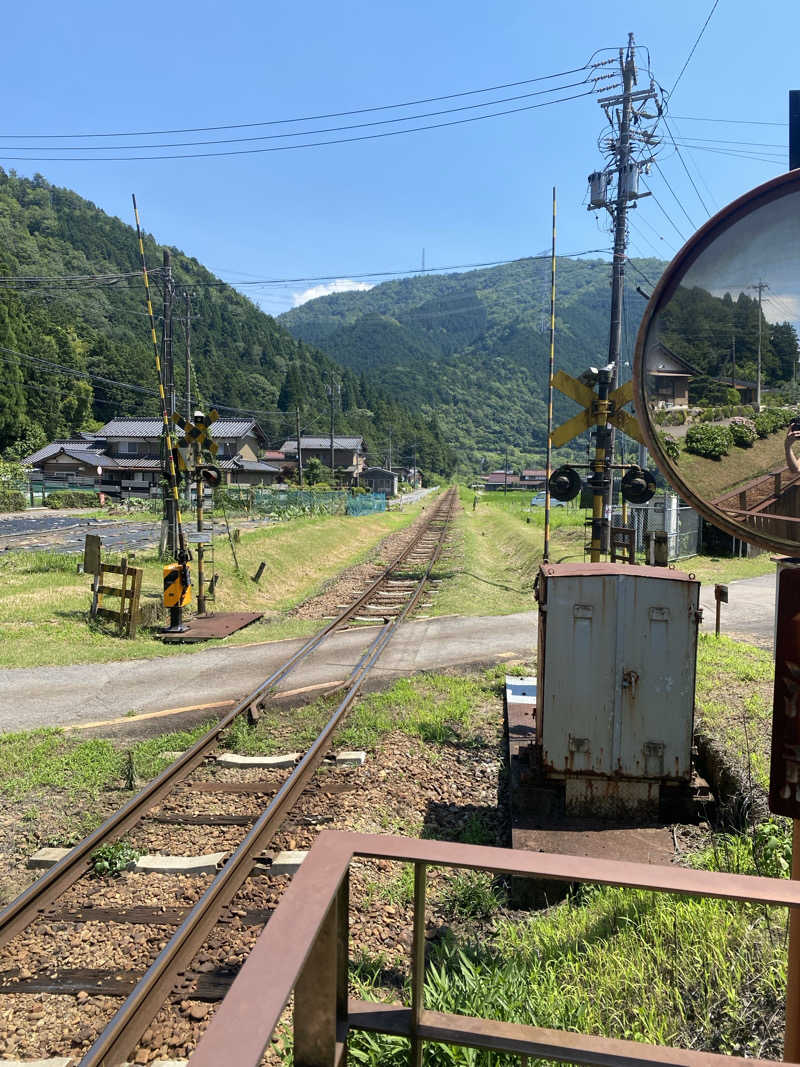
[46,490,98,509]
[755,409,786,437]
[729,419,757,448]
[658,433,681,463]
[0,489,25,512]
[685,424,733,459]
[726,388,741,404]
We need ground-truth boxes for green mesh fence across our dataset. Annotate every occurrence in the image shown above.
[214,487,386,518]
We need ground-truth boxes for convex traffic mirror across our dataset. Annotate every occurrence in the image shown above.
[634,169,800,555]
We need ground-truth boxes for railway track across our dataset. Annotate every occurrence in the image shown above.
[0,486,459,1065]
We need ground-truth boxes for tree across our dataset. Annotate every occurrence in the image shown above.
[304,457,331,485]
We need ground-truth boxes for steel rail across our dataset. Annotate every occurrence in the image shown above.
[0,490,455,949]
[79,488,456,1066]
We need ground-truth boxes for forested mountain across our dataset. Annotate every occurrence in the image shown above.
[0,171,454,475]
[281,256,669,471]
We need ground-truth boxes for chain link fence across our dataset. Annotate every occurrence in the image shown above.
[612,493,701,561]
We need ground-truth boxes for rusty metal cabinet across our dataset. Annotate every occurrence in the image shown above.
[535,563,701,815]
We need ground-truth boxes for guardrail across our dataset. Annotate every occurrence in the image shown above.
[190,829,800,1067]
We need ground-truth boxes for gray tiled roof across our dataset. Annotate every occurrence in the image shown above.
[98,417,263,440]
[280,435,364,452]
[235,460,281,473]
[23,440,105,465]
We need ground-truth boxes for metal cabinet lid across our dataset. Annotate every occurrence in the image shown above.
[539,562,698,583]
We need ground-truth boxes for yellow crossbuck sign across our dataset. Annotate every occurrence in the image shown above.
[171,410,220,470]
[549,370,643,449]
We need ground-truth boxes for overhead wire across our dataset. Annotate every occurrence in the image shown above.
[0,88,596,162]
[2,64,596,140]
[0,80,594,153]
[639,177,688,244]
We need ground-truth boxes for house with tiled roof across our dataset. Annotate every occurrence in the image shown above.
[279,435,366,485]
[24,417,281,495]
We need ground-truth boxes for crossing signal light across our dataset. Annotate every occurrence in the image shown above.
[620,466,656,504]
[548,465,582,502]
[198,465,222,489]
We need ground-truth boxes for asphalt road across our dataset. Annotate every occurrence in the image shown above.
[0,611,538,734]
[0,570,777,737]
[698,571,776,649]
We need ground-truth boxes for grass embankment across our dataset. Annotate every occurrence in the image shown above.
[676,431,786,501]
[0,651,790,1057]
[0,502,425,669]
[432,488,773,610]
[429,488,584,616]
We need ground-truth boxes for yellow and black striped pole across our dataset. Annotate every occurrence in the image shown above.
[543,187,557,563]
[589,367,613,563]
[132,195,190,599]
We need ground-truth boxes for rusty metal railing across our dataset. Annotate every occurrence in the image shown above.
[189,829,800,1067]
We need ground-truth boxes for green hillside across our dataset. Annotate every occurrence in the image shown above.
[0,171,453,475]
[281,256,668,471]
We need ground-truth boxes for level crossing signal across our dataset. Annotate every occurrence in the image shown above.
[549,370,643,450]
[171,409,220,474]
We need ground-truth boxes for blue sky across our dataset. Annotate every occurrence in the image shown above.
[3,1,796,315]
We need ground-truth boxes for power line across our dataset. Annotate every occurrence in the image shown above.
[666,0,720,100]
[661,116,712,218]
[671,115,788,128]
[2,65,594,140]
[639,177,687,243]
[0,89,595,162]
[0,80,593,153]
[0,250,613,295]
[652,159,697,231]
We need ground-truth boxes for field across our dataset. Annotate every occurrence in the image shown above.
[0,501,426,669]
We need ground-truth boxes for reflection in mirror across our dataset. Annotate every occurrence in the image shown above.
[642,186,800,552]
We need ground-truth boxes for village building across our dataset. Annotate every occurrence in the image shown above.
[359,467,398,496]
[23,417,282,495]
[279,435,366,485]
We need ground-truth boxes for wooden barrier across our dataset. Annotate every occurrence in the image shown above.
[89,558,143,638]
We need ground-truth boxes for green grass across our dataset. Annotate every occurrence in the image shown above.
[675,551,774,584]
[429,488,584,617]
[695,634,774,793]
[214,670,504,757]
[678,430,787,501]
[349,834,787,1065]
[0,721,214,801]
[0,501,426,668]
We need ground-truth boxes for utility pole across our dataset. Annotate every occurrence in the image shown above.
[544,186,557,563]
[184,290,192,423]
[588,32,659,555]
[295,406,304,486]
[326,374,339,485]
[387,428,393,472]
[751,281,768,409]
[731,330,736,390]
[504,443,509,495]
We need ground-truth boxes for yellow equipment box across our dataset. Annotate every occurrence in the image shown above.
[163,563,192,608]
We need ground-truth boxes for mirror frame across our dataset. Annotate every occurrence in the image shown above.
[633,167,800,556]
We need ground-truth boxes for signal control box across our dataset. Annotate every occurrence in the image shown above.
[534,563,701,816]
[163,563,192,608]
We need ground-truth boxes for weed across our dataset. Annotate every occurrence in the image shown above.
[90,841,141,877]
[458,813,494,846]
[439,870,504,919]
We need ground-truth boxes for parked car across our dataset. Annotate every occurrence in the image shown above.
[530,492,568,507]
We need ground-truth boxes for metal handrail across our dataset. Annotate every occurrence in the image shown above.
[190,829,800,1067]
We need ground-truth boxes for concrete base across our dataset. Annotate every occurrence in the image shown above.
[216,752,299,769]
[27,848,226,876]
[265,850,307,876]
[335,751,366,766]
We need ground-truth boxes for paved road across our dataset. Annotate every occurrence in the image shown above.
[698,571,775,649]
[0,569,777,735]
[0,611,538,733]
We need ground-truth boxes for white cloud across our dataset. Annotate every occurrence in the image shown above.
[291,278,373,307]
